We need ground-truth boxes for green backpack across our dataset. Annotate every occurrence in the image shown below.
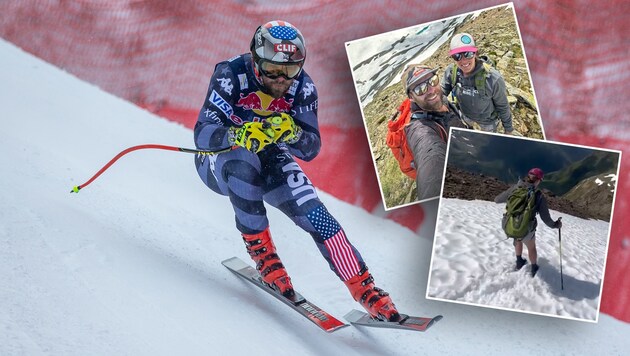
[502,186,539,238]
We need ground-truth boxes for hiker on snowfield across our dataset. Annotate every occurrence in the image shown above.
[193,20,400,321]
[494,168,562,277]
[441,33,520,136]
[392,64,469,200]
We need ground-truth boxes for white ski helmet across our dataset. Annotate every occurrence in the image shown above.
[250,20,306,80]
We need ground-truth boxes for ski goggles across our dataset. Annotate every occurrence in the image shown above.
[258,60,303,80]
[451,51,476,61]
[410,74,439,96]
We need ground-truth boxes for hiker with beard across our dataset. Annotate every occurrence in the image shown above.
[400,65,469,200]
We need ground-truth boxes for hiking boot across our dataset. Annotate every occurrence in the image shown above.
[344,266,401,322]
[530,263,539,277]
[242,228,295,298]
[515,256,528,271]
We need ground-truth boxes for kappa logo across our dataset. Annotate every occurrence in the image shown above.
[274,43,297,53]
[217,77,233,95]
[303,82,315,99]
[209,90,234,118]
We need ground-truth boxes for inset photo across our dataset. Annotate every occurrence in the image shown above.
[426,128,621,322]
[345,3,543,209]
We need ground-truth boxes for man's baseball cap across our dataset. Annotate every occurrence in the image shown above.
[403,65,438,94]
[449,33,478,55]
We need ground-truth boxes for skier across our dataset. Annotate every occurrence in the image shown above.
[400,64,469,200]
[193,20,400,321]
[494,168,562,277]
[441,33,520,135]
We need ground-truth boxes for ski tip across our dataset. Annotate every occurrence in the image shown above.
[427,315,444,328]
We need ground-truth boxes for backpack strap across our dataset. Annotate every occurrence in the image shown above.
[451,65,458,91]
[410,111,448,143]
[474,62,492,97]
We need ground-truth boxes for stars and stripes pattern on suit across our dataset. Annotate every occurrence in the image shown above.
[308,206,361,281]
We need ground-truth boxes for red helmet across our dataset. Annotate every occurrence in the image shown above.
[528,167,544,181]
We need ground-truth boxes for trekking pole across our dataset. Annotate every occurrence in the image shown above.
[70,144,232,193]
[558,217,564,290]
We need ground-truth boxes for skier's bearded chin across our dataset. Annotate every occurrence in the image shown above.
[262,75,293,98]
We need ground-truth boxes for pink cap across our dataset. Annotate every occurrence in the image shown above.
[528,168,544,181]
[449,33,478,55]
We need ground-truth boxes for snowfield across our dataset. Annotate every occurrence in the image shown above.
[1,39,629,355]
[428,198,608,321]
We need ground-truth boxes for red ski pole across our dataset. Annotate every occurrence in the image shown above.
[70,144,232,193]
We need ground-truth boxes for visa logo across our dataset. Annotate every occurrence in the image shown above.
[210,90,234,117]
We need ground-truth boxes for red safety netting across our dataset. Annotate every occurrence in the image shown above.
[1,0,629,322]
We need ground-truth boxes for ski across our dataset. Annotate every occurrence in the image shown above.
[222,257,349,333]
[344,309,443,332]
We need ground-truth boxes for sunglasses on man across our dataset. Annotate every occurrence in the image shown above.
[451,51,475,61]
[410,74,439,96]
[259,60,303,80]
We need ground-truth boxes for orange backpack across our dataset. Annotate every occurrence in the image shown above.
[386,98,416,180]
[386,98,449,181]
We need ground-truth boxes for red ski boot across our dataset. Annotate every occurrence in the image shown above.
[242,228,295,298]
[344,266,400,322]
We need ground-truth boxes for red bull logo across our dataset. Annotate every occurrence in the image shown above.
[236,91,294,116]
[267,97,294,113]
[236,92,263,111]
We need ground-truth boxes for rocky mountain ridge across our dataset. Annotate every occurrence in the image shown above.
[442,166,615,221]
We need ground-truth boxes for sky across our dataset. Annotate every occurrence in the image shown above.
[1,38,629,355]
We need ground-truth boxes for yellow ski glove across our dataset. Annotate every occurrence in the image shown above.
[231,122,275,153]
[268,113,303,144]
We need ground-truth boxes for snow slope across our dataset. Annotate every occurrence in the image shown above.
[1,39,629,355]
[428,199,608,321]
